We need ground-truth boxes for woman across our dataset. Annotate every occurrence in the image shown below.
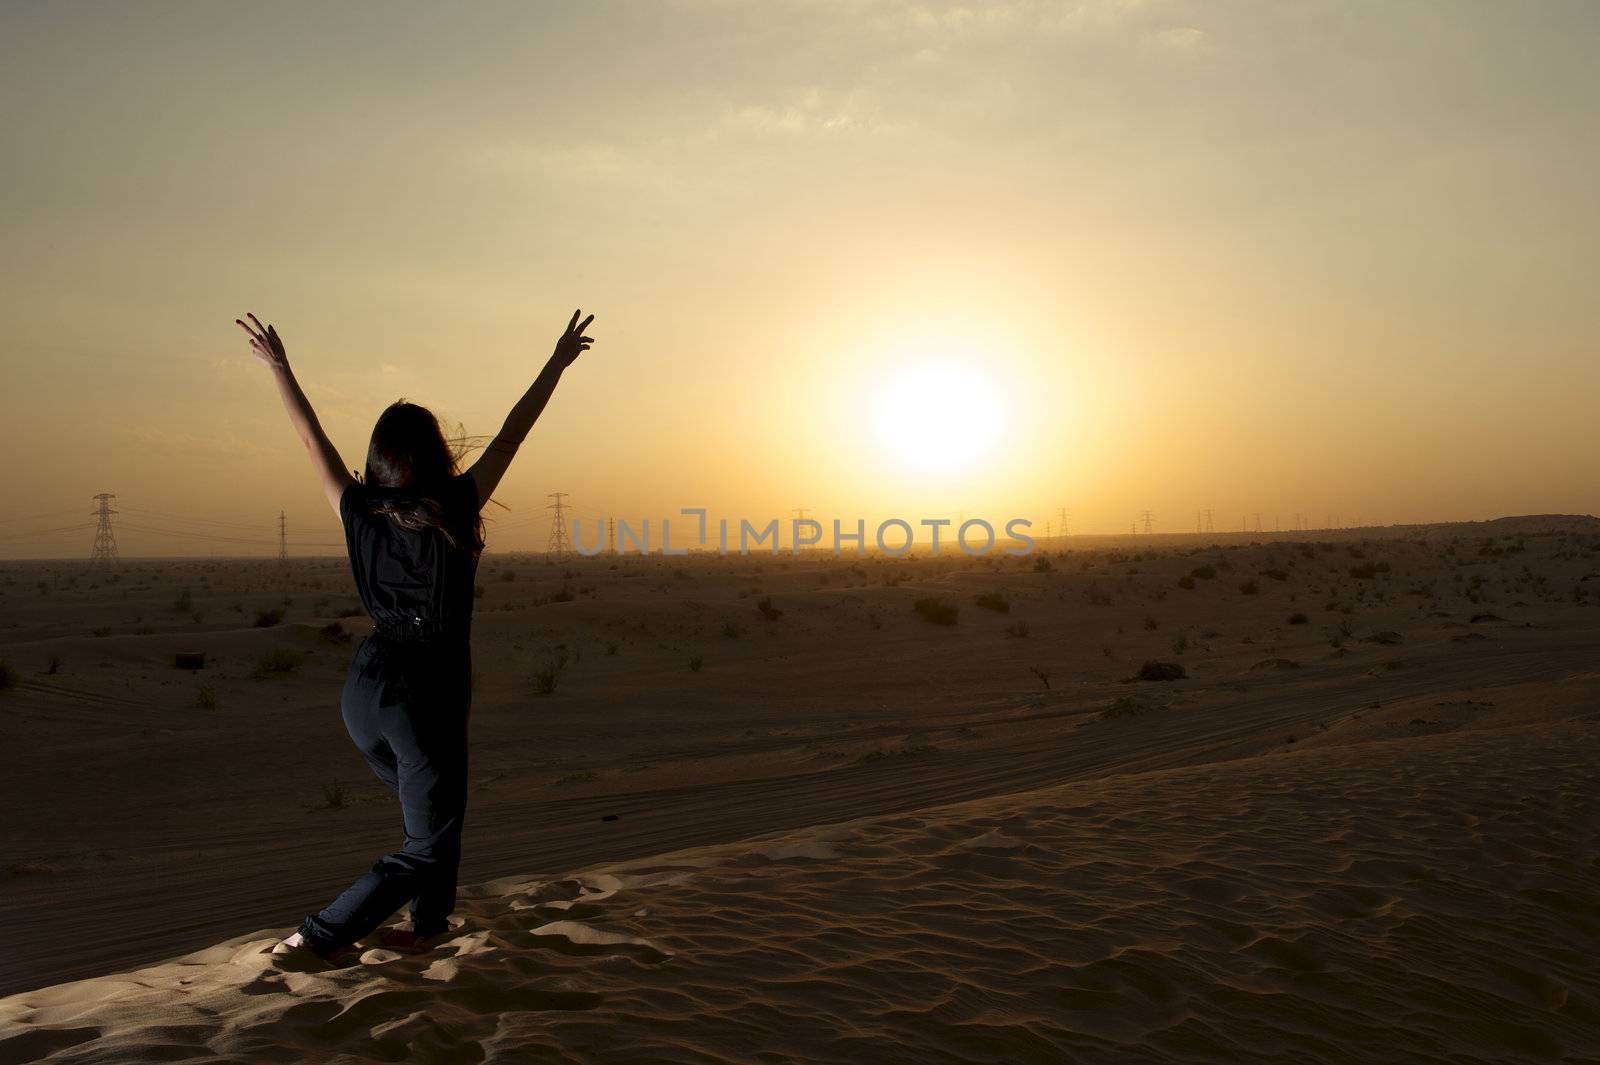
[233,308,595,961]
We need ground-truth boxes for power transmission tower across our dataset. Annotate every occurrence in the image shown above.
[1056,506,1071,537]
[1196,510,1202,534]
[1141,510,1154,535]
[546,493,571,554]
[1204,508,1214,534]
[278,510,288,562]
[1253,512,1264,533]
[90,493,119,566]
[606,517,616,554]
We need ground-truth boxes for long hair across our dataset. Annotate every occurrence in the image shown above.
[361,399,486,559]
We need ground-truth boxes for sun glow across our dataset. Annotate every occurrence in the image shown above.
[869,354,1007,475]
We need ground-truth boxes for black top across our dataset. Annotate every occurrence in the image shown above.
[340,471,481,641]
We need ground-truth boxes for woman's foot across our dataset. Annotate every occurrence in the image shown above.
[268,931,356,965]
[270,931,311,955]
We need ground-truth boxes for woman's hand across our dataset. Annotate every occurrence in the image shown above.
[235,312,289,372]
[550,308,594,370]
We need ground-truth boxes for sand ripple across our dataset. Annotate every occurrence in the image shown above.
[2,720,1596,1064]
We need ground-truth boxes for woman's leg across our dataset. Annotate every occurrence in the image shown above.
[296,642,468,956]
[401,651,471,936]
[296,639,413,955]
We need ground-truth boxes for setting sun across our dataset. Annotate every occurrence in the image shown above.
[868,356,1007,475]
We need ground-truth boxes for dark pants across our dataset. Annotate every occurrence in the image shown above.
[298,632,472,956]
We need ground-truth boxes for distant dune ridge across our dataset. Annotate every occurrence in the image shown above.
[2,516,1599,1062]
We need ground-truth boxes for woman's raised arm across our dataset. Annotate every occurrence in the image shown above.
[465,309,594,509]
[235,312,355,521]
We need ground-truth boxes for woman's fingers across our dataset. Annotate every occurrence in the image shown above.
[247,312,268,336]
[566,308,581,333]
[577,314,594,334]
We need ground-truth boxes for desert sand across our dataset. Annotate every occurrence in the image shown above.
[2,515,1598,1062]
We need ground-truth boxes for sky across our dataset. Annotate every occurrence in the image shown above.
[2,0,1598,558]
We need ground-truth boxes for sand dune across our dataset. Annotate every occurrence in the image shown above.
[3,715,1596,1064]
[4,520,1600,1060]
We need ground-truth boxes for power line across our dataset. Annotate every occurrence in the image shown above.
[117,506,282,531]
[0,508,83,525]
[0,522,97,541]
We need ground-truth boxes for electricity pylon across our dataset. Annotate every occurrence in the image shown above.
[90,493,119,566]
[546,493,571,554]
[278,510,288,561]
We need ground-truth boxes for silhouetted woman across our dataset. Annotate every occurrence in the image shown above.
[234,309,594,960]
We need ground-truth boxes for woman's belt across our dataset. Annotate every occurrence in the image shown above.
[371,614,471,641]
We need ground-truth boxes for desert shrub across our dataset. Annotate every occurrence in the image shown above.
[254,606,285,628]
[1006,622,1030,639]
[254,649,298,676]
[913,598,959,625]
[1239,580,1260,595]
[974,592,1010,614]
[322,780,346,808]
[196,684,217,710]
[1136,660,1186,681]
[1101,696,1153,719]
[756,597,784,621]
[1143,616,1159,631]
[1262,568,1288,582]
[0,661,16,691]
[1191,565,1217,580]
[1177,575,1195,590]
[1028,665,1050,689]
[550,586,576,603]
[531,667,558,695]
[1287,612,1309,625]
[689,656,703,672]
[319,621,351,644]
[721,622,741,639]
[1033,556,1053,573]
